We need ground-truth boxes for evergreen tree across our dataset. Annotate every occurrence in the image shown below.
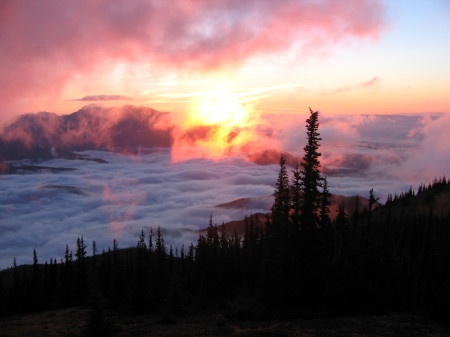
[368,188,380,213]
[33,248,38,266]
[12,256,18,290]
[300,108,323,229]
[137,229,147,250]
[65,244,72,264]
[156,227,167,258]
[32,249,40,295]
[148,227,154,252]
[76,236,87,262]
[74,236,88,301]
[290,162,302,229]
[92,241,98,257]
[270,155,290,230]
[319,177,331,228]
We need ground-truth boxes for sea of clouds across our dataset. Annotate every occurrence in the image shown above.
[0,150,277,269]
[1,112,449,269]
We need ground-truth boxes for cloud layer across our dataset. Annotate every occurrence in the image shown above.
[1,109,449,270]
[0,150,276,269]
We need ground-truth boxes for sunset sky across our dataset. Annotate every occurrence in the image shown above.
[1,0,449,126]
[1,0,450,268]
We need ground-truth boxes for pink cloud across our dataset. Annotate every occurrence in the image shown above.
[360,76,381,88]
[324,76,381,95]
[0,0,387,122]
[399,113,450,182]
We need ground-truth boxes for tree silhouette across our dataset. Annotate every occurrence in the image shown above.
[300,108,323,229]
[290,162,302,229]
[137,229,147,250]
[319,177,331,228]
[270,155,290,227]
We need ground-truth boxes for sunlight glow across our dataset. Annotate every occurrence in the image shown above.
[197,97,248,126]
[171,93,259,161]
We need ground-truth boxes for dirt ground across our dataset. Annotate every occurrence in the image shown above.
[0,307,448,337]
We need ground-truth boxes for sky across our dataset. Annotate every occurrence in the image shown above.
[1,0,450,268]
[0,0,449,125]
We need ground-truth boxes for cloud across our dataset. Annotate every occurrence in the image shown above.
[360,76,380,88]
[2,112,450,270]
[247,149,301,167]
[0,0,387,122]
[398,113,450,182]
[181,125,218,144]
[69,95,132,101]
[0,150,277,269]
[0,105,174,160]
[322,76,381,95]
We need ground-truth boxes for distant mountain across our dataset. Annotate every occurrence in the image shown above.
[199,213,267,237]
[210,193,378,236]
[216,195,274,210]
[0,105,174,161]
[216,194,375,217]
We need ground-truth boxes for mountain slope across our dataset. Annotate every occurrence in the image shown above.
[209,193,378,236]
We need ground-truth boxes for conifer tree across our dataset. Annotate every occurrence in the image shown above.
[291,162,302,229]
[75,236,88,298]
[270,155,290,228]
[319,177,331,227]
[137,229,147,250]
[33,249,38,266]
[12,256,18,288]
[76,236,87,262]
[156,227,167,258]
[368,188,380,213]
[148,227,154,252]
[64,245,72,264]
[300,108,323,229]
[92,241,98,257]
[32,249,40,290]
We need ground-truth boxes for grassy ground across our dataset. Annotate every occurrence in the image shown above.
[0,307,448,337]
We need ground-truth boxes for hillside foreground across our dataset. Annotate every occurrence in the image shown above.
[0,307,448,337]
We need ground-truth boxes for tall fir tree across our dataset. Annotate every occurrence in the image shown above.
[300,108,323,229]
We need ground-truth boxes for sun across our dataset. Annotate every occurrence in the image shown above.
[190,93,251,128]
[197,97,248,126]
